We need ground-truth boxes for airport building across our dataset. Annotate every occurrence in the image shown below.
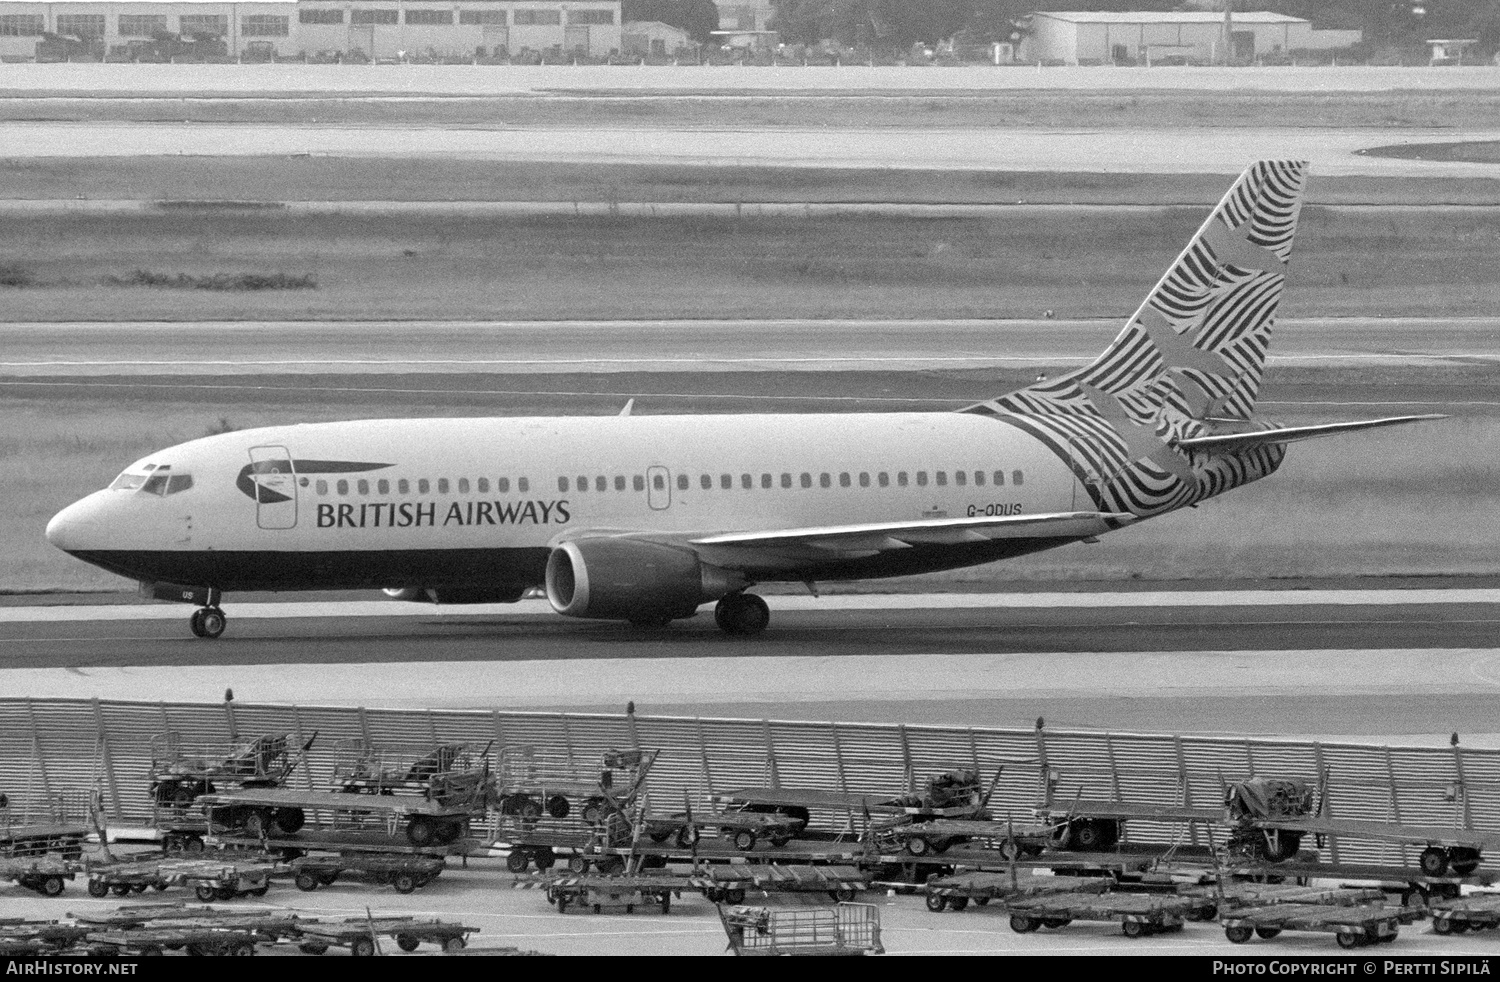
[0,0,624,60]
[1021,11,1363,66]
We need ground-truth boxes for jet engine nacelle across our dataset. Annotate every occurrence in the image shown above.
[545,538,744,621]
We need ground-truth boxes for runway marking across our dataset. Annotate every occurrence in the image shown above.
[5,590,1500,623]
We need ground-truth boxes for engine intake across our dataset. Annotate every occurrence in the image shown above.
[545,538,743,621]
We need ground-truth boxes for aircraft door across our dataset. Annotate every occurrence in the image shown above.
[248,446,297,529]
[646,466,671,511]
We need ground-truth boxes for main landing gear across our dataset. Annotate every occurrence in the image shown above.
[714,593,770,636]
[189,606,227,639]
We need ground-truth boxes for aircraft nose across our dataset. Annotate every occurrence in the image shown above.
[46,497,103,553]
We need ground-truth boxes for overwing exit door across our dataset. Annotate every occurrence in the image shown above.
[248,446,297,529]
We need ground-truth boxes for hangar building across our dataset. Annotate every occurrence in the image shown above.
[1021,10,1362,65]
[0,0,623,60]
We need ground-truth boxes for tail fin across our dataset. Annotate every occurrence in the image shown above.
[969,160,1309,516]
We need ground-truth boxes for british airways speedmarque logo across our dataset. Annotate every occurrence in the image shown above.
[236,459,393,503]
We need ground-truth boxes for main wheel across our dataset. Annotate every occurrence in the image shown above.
[1009,915,1038,934]
[1225,925,1253,944]
[110,884,131,896]
[925,893,948,912]
[714,594,771,636]
[905,835,931,857]
[443,937,466,952]
[1122,920,1145,939]
[733,830,758,852]
[87,880,109,898]
[535,850,557,871]
[350,937,376,957]
[194,885,217,902]
[199,607,226,639]
[1420,846,1450,877]
[1335,931,1364,949]
[948,896,970,912]
[1074,820,1105,850]
[581,797,606,824]
[184,835,205,853]
[393,873,418,894]
[506,851,530,873]
[40,876,64,897]
[295,872,320,892]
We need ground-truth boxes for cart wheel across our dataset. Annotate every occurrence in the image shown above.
[905,836,930,857]
[1434,917,1454,935]
[948,897,970,912]
[443,937,466,952]
[273,807,306,835]
[396,935,420,952]
[535,850,556,871]
[1255,927,1282,939]
[648,830,672,844]
[87,880,109,899]
[110,884,131,897]
[581,797,605,824]
[1420,846,1450,877]
[162,833,183,854]
[1042,917,1070,929]
[41,876,64,897]
[1335,931,1365,949]
[351,936,376,957]
[1451,848,1482,877]
[1380,930,1399,944]
[436,820,463,844]
[298,942,329,955]
[295,872,320,892]
[1451,921,1472,935]
[975,897,990,907]
[231,941,255,956]
[1009,915,1037,934]
[733,830,757,852]
[130,883,148,894]
[925,893,948,913]
[567,856,589,874]
[598,856,626,876]
[519,799,543,822]
[1075,820,1105,851]
[320,873,339,886]
[1122,920,1145,939]
[506,851,530,873]
[406,816,437,846]
[829,886,857,903]
[393,873,418,894]
[184,835,205,853]
[661,893,671,914]
[1225,925,1253,944]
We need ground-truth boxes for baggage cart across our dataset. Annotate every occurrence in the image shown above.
[1220,902,1403,948]
[86,926,262,957]
[84,856,274,901]
[1001,890,1207,937]
[330,739,490,797]
[0,921,90,955]
[689,864,867,903]
[1429,893,1500,935]
[497,747,656,826]
[719,903,884,956]
[525,872,683,914]
[197,785,484,847]
[294,917,477,955]
[922,869,1104,912]
[1,856,76,897]
[289,854,445,894]
[877,816,1053,858]
[0,793,89,860]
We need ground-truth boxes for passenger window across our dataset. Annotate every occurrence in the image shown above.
[316,480,328,496]
[418,479,430,494]
[615,476,626,491]
[819,473,831,489]
[916,472,928,487]
[993,471,1004,486]
[859,472,870,488]
[1013,470,1025,486]
[358,479,370,495]
[653,474,665,491]
[800,473,812,489]
[338,479,349,496]
[558,477,569,492]
[399,479,409,494]
[839,473,851,488]
[677,474,689,491]
[700,475,712,490]
[497,477,510,493]
[458,478,470,494]
[761,474,772,489]
[577,475,588,492]
[935,472,947,487]
[518,477,529,492]
[141,474,169,496]
[780,473,792,489]
[955,471,966,486]
[596,476,607,492]
[438,478,449,494]
[478,478,489,493]
[721,474,732,490]
[897,472,908,487]
[974,471,984,486]
[634,475,645,492]
[741,474,752,490]
[378,479,390,494]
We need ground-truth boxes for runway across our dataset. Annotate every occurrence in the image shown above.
[4,588,1500,741]
[5,122,1498,177]
[3,317,1497,375]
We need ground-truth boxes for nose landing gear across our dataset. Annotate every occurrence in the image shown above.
[189,605,227,639]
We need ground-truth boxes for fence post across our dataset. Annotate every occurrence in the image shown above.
[92,699,123,821]
[762,720,779,787]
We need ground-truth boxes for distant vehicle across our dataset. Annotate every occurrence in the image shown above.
[47,161,1441,639]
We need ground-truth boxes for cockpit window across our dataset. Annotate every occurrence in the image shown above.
[109,473,147,491]
[141,474,170,496]
[112,466,193,495]
[167,475,193,494]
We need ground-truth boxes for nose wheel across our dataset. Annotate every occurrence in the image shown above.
[714,593,770,636]
[189,607,227,639]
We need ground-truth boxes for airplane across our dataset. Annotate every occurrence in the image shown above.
[46,159,1442,639]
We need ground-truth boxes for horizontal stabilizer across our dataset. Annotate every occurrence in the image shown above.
[1176,414,1446,451]
[690,511,1134,551]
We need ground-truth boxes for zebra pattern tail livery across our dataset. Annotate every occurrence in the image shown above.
[967,159,1310,519]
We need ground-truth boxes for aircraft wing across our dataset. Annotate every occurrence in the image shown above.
[1176,414,1446,452]
[688,511,1134,556]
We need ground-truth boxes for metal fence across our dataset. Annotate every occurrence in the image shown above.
[0,697,1491,866]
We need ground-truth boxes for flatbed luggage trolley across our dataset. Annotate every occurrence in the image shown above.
[719,903,884,956]
[1,857,75,897]
[1002,891,1209,938]
[290,854,445,894]
[86,927,262,957]
[1220,903,1403,948]
[1430,893,1500,935]
[294,917,477,956]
